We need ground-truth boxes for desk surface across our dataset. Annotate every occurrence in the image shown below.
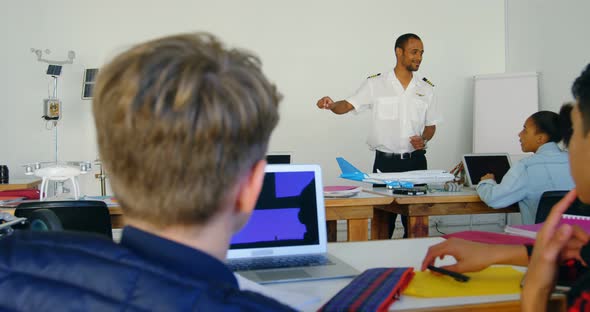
[0,178,42,191]
[369,187,487,203]
[265,238,530,311]
[324,190,393,241]
[366,187,519,238]
[325,190,393,207]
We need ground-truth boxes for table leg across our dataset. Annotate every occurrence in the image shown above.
[371,208,392,240]
[110,215,125,229]
[327,220,337,242]
[407,216,429,238]
[347,219,369,241]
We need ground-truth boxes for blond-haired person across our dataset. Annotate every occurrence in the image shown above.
[0,33,295,311]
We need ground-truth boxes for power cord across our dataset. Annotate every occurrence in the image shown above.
[435,221,446,235]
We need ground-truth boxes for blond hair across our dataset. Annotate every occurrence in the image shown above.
[93,33,281,227]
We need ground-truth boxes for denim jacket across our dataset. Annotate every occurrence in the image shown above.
[477,142,574,224]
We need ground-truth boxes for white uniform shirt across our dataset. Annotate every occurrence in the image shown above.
[346,69,441,153]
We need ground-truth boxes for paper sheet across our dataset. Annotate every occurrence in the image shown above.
[235,273,321,310]
[403,266,523,297]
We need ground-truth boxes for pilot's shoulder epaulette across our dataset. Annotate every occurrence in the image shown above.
[367,73,381,79]
[421,77,435,87]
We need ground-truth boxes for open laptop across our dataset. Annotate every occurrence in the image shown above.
[226,164,359,284]
[462,153,512,186]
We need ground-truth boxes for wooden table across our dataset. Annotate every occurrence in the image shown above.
[0,205,125,229]
[107,206,124,228]
[61,189,520,240]
[0,179,42,191]
[325,191,394,242]
[107,191,395,237]
[2,193,395,235]
[2,188,519,240]
[369,189,519,238]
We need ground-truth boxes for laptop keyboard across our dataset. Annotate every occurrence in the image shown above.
[227,254,334,272]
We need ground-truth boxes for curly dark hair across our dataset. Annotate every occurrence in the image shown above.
[572,64,590,135]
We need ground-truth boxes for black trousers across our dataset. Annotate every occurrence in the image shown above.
[372,149,427,238]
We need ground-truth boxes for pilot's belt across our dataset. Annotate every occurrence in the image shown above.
[377,149,425,160]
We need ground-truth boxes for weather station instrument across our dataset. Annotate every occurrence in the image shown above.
[24,48,91,200]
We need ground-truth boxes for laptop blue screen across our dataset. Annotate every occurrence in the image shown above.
[230,171,319,249]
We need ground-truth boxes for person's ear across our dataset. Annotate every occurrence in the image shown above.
[537,132,549,144]
[232,159,266,230]
[395,46,403,58]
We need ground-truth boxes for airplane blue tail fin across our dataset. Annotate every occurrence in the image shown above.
[336,157,366,181]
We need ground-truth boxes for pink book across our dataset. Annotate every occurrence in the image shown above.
[323,186,361,198]
[504,214,590,239]
[324,186,360,192]
[443,230,535,245]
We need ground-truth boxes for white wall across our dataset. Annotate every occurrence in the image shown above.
[0,0,506,196]
[506,0,590,111]
[494,0,590,227]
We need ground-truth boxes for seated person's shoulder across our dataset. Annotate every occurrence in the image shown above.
[0,230,131,271]
[0,230,294,311]
[521,152,569,168]
[2,230,116,252]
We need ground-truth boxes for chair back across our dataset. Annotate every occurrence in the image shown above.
[15,200,112,239]
[535,190,590,223]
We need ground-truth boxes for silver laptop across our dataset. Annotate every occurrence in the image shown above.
[462,153,512,186]
[226,164,359,284]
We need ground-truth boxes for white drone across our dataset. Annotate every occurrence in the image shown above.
[23,161,92,201]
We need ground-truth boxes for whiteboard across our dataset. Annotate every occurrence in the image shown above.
[473,72,539,155]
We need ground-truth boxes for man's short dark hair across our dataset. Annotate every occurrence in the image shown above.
[394,33,422,50]
[572,64,590,135]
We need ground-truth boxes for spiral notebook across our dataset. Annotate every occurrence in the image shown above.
[504,214,590,239]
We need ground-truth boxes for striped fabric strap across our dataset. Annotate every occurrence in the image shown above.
[318,267,414,312]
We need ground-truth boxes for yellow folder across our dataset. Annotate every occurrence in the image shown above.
[403,266,523,297]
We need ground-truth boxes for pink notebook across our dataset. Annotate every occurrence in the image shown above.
[323,186,361,198]
[504,214,590,239]
[324,186,360,192]
[443,230,535,245]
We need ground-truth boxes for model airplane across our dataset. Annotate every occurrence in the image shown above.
[336,157,455,188]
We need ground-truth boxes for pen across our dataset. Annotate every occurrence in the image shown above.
[427,265,470,282]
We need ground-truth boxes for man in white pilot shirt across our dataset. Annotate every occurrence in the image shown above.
[316,33,441,238]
